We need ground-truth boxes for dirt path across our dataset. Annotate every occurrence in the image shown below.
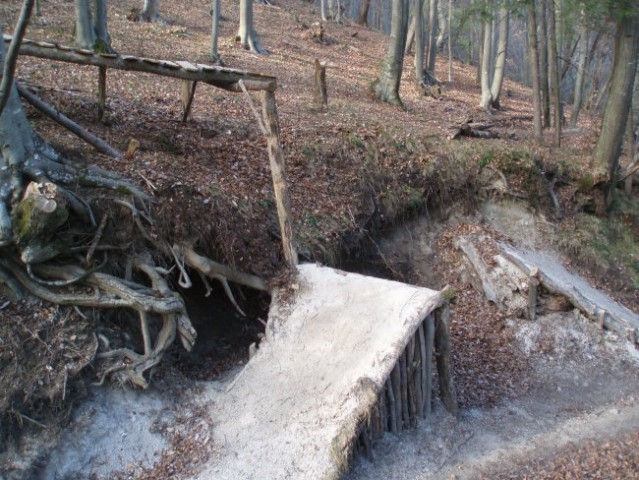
[347,311,639,480]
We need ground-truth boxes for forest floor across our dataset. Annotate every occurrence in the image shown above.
[1,0,639,478]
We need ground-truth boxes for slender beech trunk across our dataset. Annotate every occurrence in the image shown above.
[238,0,265,53]
[527,0,543,140]
[358,0,371,25]
[490,6,509,109]
[92,0,109,47]
[405,10,416,55]
[75,0,96,49]
[415,0,425,84]
[570,10,588,127]
[539,0,550,127]
[447,0,452,81]
[372,0,409,106]
[211,0,221,61]
[479,14,493,110]
[546,0,561,146]
[426,0,438,75]
[141,0,160,21]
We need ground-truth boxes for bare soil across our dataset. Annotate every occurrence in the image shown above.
[1,0,639,478]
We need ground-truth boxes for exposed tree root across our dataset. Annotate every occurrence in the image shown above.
[1,143,267,388]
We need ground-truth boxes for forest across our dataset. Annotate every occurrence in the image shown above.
[0,0,639,478]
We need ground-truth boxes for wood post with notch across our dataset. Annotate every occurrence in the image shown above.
[181,80,198,123]
[261,90,298,267]
[314,59,327,107]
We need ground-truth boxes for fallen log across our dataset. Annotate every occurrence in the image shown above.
[16,83,122,158]
[500,244,639,345]
[449,119,498,140]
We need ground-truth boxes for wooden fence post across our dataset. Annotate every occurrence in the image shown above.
[434,303,458,416]
[98,66,107,121]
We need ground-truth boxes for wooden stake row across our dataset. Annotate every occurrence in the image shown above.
[349,304,458,466]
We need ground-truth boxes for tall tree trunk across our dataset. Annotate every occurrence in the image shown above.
[415,0,425,84]
[570,9,588,128]
[320,0,329,21]
[447,0,452,81]
[75,0,96,49]
[405,11,416,55]
[435,0,446,51]
[478,14,493,110]
[372,0,409,106]
[527,0,543,140]
[426,0,438,75]
[358,0,371,25]
[593,12,639,208]
[238,0,265,53]
[141,0,160,22]
[92,0,108,43]
[490,6,509,109]
[546,0,561,146]
[211,0,221,61]
[538,0,550,127]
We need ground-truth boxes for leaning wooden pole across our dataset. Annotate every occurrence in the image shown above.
[261,90,298,267]
[434,304,458,416]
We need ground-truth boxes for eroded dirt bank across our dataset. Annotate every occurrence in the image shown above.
[3,199,638,480]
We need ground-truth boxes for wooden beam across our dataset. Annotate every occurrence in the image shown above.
[5,35,277,92]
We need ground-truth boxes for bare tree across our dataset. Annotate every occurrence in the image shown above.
[489,5,509,109]
[141,0,160,22]
[538,0,550,127]
[372,0,409,106]
[358,0,371,25]
[74,0,112,51]
[478,12,493,110]
[593,9,639,207]
[527,0,543,140]
[415,0,426,85]
[546,0,561,145]
[426,0,438,75]
[211,0,221,62]
[569,7,588,127]
[74,0,95,49]
[238,0,266,53]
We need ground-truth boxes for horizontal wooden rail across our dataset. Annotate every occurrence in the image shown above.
[4,34,277,92]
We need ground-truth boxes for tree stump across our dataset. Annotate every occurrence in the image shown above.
[314,59,327,107]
